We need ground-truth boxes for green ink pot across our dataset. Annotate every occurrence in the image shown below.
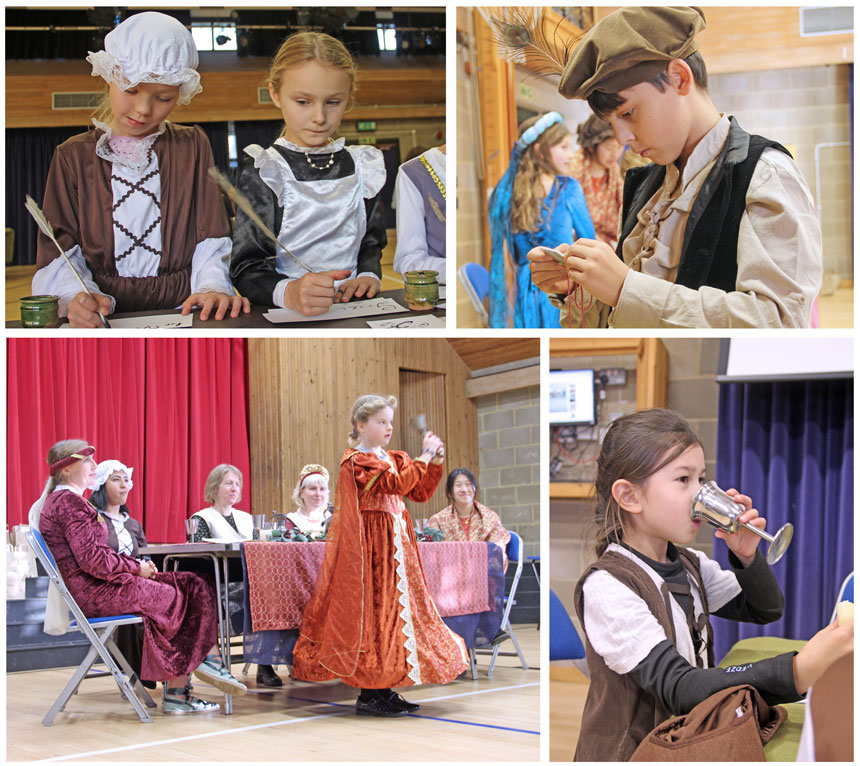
[403,270,439,311]
[20,295,60,328]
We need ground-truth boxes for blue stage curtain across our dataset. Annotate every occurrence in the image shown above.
[712,379,853,660]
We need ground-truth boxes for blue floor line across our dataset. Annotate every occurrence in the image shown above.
[287,696,539,735]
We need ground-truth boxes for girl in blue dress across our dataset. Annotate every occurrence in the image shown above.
[488,112,595,328]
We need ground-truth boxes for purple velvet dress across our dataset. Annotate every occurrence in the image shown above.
[39,489,218,681]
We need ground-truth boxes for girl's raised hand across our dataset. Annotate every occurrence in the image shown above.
[527,244,570,294]
[714,488,765,566]
[182,291,251,320]
[335,275,380,303]
[422,430,442,456]
[285,269,352,315]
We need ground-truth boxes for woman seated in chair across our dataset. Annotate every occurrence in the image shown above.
[31,440,247,713]
[88,458,151,689]
[428,468,510,564]
[427,467,511,646]
[283,464,332,535]
[191,464,253,542]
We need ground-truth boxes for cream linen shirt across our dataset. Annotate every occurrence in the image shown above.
[559,115,822,328]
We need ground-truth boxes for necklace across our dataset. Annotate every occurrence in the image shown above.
[305,151,335,171]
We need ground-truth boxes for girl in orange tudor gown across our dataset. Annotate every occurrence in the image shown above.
[293,394,469,716]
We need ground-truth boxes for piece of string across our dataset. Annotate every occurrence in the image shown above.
[565,268,593,328]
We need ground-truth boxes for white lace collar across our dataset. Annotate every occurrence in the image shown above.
[93,119,165,174]
[53,483,83,496]
[275,136,345,155]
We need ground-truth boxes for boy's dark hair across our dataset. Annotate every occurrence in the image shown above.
[587,51,708,118]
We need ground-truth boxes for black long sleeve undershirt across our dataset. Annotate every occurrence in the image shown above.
[628,549,799,715]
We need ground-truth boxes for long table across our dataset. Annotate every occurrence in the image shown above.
[8,289,446,329]
[140,539,502,712]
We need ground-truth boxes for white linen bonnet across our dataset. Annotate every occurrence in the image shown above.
[91,460,134,492]
[87,12,202,105]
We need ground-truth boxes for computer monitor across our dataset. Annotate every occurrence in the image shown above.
[549,369,596,426]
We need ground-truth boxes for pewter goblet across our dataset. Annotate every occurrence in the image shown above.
[691,481,794,565]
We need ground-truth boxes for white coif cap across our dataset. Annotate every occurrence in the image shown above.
[91,460,134,492]
[87,12,202,104]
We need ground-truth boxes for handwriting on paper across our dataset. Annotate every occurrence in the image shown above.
[263,297,410,323]
[366,315,446,329]
[62,314,193,330]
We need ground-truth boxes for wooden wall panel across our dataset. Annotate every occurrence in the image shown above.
[593,7,853,73]
[247,339,477,521]
[6,61,445,128]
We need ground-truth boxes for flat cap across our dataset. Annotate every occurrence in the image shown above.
[559,6,706,100]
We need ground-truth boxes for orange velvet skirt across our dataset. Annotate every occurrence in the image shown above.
[293,510,468,689]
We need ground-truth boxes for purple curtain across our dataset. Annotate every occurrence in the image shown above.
[712,379,853,659]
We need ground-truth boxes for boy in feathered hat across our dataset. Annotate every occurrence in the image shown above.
[521,6,822,328]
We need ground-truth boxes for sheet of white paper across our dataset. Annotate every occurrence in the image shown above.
[366,314,446,329]
[263,297,409,323]
[439,286,447,300]
[62,313,193,329]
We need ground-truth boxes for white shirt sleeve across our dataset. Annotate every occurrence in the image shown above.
[581,569,671,674]
[392,167,447,284]
[31,246,115,317]
[190,236,235,296]
[689,548,743,613]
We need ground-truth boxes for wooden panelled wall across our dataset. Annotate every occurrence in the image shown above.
[6,57,446,128]
[593,6,853,72]
[247,339,478,521]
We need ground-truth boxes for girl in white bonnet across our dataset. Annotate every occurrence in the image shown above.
[32,11,250,327]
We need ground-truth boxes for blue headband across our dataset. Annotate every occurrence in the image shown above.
[515,111,563,150]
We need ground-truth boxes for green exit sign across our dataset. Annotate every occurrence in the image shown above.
[357,120,377,132]
[358,136,377,145]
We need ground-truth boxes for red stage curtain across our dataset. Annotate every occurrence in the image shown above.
[7,338,251,543]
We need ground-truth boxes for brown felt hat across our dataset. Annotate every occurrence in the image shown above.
[559,6,707,100]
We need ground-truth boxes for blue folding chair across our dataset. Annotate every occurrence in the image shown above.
[829,571,854,623]
[549,588,588,677]
[26,529,156,725]
[457,262,489,326]
[475,531,528,676]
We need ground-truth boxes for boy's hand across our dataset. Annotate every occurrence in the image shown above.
[564,238,629,307]
[714,488,763,566]
[182,291,251,320]
[284,269,352,315]
[67,291,112,328]
[793,617,854,694]
[334,275,380,303]
[527,244,570,294]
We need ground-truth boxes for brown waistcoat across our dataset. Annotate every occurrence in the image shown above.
[573,548,713,761]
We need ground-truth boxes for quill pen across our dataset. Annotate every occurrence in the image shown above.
[207,167,314,273]
[24,194,111,328]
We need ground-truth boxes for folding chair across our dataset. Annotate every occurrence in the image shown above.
[549,588,588,678]
[26,529,156,725]
[473,532,529,677]
[829,570,854,623]
[457,262,489,326]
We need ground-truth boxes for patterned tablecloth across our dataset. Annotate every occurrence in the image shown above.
[243,540,489,632]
